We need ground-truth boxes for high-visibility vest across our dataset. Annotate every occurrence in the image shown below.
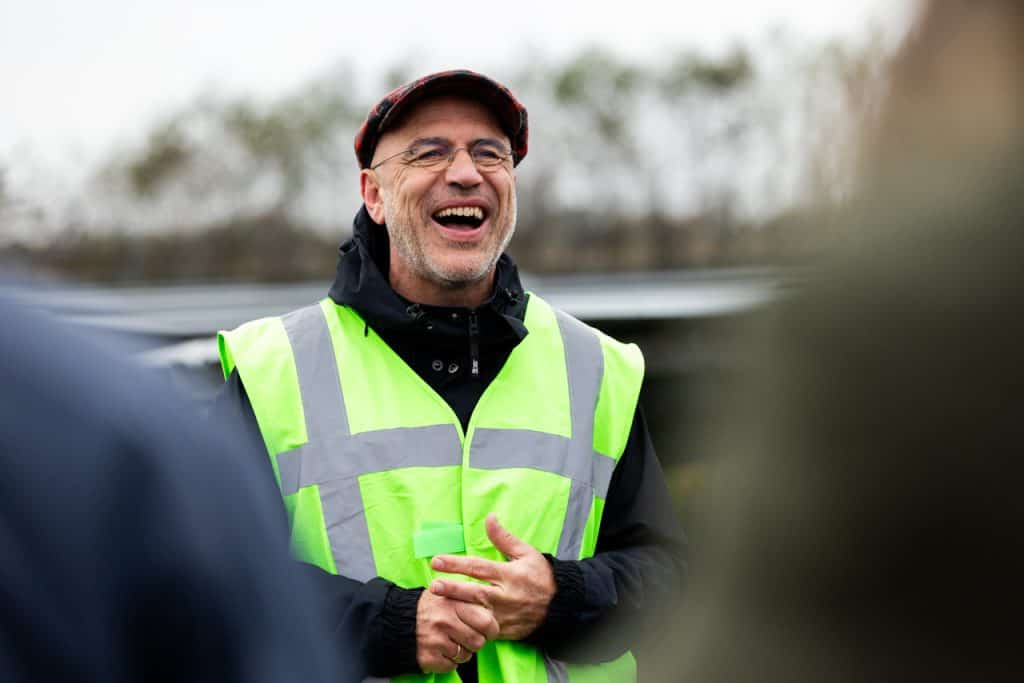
[219,294,644,683]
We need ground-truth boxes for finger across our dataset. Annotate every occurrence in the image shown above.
[432,554,502,582]
[441,613,489,653]
[418,623,463,672]
[419,647,457,674]
[431,578,497,607]
[455,644,473,665]
[422,655,457,674]
[443,637,468,660]
[485,513,531,560]
[453,600,500,641]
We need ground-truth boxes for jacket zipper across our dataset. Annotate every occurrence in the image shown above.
[468,311,480,379]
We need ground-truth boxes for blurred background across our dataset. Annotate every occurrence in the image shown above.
[0,1,919,523]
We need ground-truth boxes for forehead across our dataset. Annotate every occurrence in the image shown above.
[380,95,508,146]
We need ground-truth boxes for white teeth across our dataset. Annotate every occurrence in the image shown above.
[434,206,484,220]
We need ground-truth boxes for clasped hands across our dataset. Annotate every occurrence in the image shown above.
[415,514,556,673]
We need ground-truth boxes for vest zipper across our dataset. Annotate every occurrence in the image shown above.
[468,311,480,378]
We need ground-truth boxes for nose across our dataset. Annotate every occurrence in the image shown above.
[444,147,483,188]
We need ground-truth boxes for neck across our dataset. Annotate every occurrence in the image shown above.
[389,266,495,308]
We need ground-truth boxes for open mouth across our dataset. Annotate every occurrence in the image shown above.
[432,206,487,230]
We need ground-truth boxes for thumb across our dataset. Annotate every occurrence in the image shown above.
[486,513,530,560]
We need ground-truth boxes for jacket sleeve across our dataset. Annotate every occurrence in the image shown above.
[524,406,688,663]
[211,370,425,678]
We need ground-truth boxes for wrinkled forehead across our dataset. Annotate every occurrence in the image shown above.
[377,94,509,149]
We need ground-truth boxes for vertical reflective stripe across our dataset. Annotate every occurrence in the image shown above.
[554,310,605,561]
[545,655,570,683]
[280,304,376,580]
[592,450,617,500]
[282,305,350,441]
[558,479,592,562]
[276,444,306,497]
[317,476,377,582]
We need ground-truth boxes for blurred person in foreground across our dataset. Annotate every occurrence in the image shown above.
[215,71,686,681]
[649,1,1024,681]
[0,296,351,681]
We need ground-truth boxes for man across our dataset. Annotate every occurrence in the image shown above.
[216,70,686,682]
[0,295,350,681]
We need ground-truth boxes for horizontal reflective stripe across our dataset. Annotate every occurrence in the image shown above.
[277,424,462,496]
[469,428,617,496]
[470,429,571,476]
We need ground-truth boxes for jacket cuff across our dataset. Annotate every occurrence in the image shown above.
[526,554,586,646]
[368,585,424,676]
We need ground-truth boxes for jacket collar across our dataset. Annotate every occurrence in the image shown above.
[327,205,528,341]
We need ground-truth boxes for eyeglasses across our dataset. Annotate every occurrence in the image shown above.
[370,139,513,173]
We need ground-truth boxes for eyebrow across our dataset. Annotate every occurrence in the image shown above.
[409,136,450,147]
[472,137,511,151]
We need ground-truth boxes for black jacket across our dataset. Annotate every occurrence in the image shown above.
[214,207,687,679]
[0,296,349,682]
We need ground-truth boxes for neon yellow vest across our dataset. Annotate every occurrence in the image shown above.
[219,294,644,683]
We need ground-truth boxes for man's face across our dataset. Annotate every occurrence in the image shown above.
[362,96,517,293]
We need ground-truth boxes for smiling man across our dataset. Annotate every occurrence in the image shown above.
[215,70,686,682]
[362,95,518,307]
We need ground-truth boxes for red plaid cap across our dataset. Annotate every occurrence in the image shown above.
[354,70,528,169]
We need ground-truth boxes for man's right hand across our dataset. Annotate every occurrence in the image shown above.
[416,589,499,673]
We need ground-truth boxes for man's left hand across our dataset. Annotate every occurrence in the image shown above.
[428,514,556,641]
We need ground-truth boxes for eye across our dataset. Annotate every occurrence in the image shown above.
[473,148,502,161]
[471,144,509,165]
[408,144,449,163]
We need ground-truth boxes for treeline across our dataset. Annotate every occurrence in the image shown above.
[1,37,887,283]
[9,206,830,284]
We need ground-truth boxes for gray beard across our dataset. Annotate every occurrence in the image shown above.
[383,193,517,289]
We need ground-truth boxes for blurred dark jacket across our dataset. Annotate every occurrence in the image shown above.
[0,295,353,682]
[650,104,1024,683]
[642,6,1024,679]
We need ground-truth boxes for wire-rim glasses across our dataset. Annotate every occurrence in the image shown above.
[370,138,513,173]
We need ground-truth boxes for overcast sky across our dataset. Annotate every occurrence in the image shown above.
[1,0,916,161]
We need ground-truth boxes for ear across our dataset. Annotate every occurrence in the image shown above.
[360,169,387,224]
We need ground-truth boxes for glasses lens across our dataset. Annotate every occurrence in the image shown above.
[406,142,452,169]
[470,143,510,168]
